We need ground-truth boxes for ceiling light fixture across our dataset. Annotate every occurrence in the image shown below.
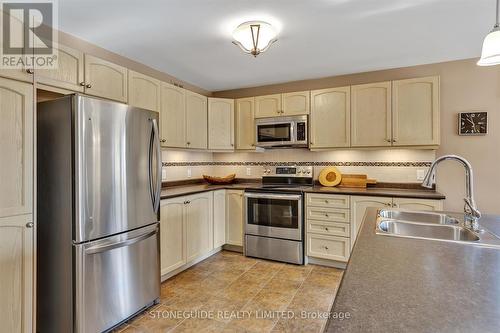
[232,20,278,57]
[478,0,500,66]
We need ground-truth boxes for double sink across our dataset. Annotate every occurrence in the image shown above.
[376,210,500,248]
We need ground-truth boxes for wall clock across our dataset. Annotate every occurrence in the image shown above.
[458,112,487,136]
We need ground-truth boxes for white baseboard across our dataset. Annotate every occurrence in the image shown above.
[306,256,347,269]
[161,246,223,282]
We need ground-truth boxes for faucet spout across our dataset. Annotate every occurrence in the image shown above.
[422,155,481,230]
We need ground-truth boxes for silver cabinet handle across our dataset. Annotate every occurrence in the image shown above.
[184,200,191,204]
[86,83,92,88]
[385,202,392,206]
[392,139,397,143]
[160,139,166,143]
[186,142,191,145]
[26,222,34,228]
[26,68,34,74]
[385,139,392,142]
[80,82,86,86]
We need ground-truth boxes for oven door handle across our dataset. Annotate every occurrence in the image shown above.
[244,192,302,201]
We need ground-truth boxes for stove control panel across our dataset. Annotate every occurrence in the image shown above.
[262,165,313,177]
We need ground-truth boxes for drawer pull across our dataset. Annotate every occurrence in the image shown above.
[325,227,329,231]
[324,245,329,250]
[325,200,329,204]
[325,213,329,217]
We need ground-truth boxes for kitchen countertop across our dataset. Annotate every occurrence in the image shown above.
[326,208,500,332]
[160,182,445,200]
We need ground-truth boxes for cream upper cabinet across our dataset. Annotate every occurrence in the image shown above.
[208,97,234,150]
[35,43,84,92]
[351,82,392,147]
[128,70,161,111]
[160,198,186,275]
[84,54,128,102]
[160,83,186,148]
[226,190,244,246]
[310,86,351,148]
[185,90,208,149]
[0,214,33,333]
[255,94,282,118]
[392,76,440,146]
[235,97,255,150]
[392,198,443,211]
[350,196,392,247]
[213,190,226,249]
[0,78,33,218]
[185,192,213,262]
[282,91,310,116]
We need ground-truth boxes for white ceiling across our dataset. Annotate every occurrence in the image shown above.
[59,0,493,91]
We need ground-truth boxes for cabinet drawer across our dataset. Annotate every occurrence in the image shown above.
[306,207,350,223]
[307,220,350,237]
[307,233,350,262]
[306,193,349,209]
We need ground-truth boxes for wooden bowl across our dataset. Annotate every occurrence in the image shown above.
[203,174,236,185]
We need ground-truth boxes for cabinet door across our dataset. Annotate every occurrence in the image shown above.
[255,94,282,118]
[160,198,186,275]
[0,78,33,218]
[307,233,350,262]
[185,90,208,149]
[393,198,443,211]
[282,91,310,116]
[226,190,244,246]
[213,190,226,248]
[351,82,392,147]
[235,97,255,150]
[310,87,351,148]
[0,214,33,333]
[208,98,234,150]
[84,54,128,102]
[0,20,33,83]
[35,43,84,92]
[392,76,440,146]
[128,70,161,111]
[160,83,186,148]
[185,192,213,262]
[350,196,392,248]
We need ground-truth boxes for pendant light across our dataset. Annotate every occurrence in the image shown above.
[478,0,500,66]
[232,21,278,57]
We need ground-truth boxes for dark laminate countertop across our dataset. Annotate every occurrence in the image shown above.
[326,208,500,333]
[160,183,445,200]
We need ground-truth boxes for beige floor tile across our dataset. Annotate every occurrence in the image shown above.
[286,289,335,313]
[230,314,279,333]
[170,318,227,333]
[273,264,312,283]
[310,264,344,278]
[247,289,294,311]
[199,296,248,323]
[271,317,326,333]
[161,293,207,311]
[305,272,342,291]
[237,271,275,288]
[261,277,303,297]
[209,268,246,283]
[129,305,184,333]
[217,282,261,301]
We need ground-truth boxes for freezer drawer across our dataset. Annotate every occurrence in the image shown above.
[74,223,160,333]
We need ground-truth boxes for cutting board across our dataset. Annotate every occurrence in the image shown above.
[338,174,377,188]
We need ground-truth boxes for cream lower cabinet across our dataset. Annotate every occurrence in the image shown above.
[235,97,255,150]
[185,91,208,149]
[213,190,226,248]
[226,190,244,246]
[0,77,34,333]
[392,197,443,211]
[128,70,161,111]
[208,98,234,150]
[84,54,128,102]
[159,192,213,276]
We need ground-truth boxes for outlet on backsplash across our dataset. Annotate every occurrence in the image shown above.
[246,167,251,176]
[416,169,426,181]
[161,168,167,181]
[187,168,192,178]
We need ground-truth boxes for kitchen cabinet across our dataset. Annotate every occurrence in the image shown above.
[392,76,440,146]
[0,36,33,83]
[208,97,234,150]
[185,90,208,149]
[392,197,443,211]
[255,94,282,118]
[185,192,213,262]
[307,233,350,262]
[35,43,85,92]
[282,91,310,116]
[160,197,186,275]
[160,82,186,148]
[310,86,351,148]
[213,190,226,248]
[351,81,392,147]
[0,77,34,333]
[128,70,161,111]
[350,196,392,247]
[226,190,244,246]
[235,97,255,150]
[84,54,128,102]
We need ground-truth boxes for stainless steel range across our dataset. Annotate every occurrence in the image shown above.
[244,165,313,264]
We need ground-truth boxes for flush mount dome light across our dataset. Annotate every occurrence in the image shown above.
[478,0,500,66]
[232,20,278,57]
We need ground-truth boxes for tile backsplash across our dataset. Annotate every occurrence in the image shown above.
[162,148,436,183]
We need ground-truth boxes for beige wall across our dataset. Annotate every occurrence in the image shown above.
[213,58,500,214]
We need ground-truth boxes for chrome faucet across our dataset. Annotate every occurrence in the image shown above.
[422,155,481,231]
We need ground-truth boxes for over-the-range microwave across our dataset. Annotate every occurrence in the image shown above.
[255,115,308,148]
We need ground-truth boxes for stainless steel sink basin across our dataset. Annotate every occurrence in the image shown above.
[378,220,480,242]
[378,210,459,225]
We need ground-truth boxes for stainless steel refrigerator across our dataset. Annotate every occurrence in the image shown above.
[37,94,162,333]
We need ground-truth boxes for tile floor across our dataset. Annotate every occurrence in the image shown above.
[115,251,343,333]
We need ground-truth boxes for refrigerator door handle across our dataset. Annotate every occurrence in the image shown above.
[151,118,162,213]
[85,229,157,254]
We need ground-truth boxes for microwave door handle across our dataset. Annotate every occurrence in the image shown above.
[290,122,295,142]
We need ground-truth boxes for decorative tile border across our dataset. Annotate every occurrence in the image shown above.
[162,161,432,167]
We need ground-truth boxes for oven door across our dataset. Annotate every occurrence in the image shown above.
[256,120,294,147]
[244,192,303,241]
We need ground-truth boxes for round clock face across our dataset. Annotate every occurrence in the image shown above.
[459,112,487,135]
